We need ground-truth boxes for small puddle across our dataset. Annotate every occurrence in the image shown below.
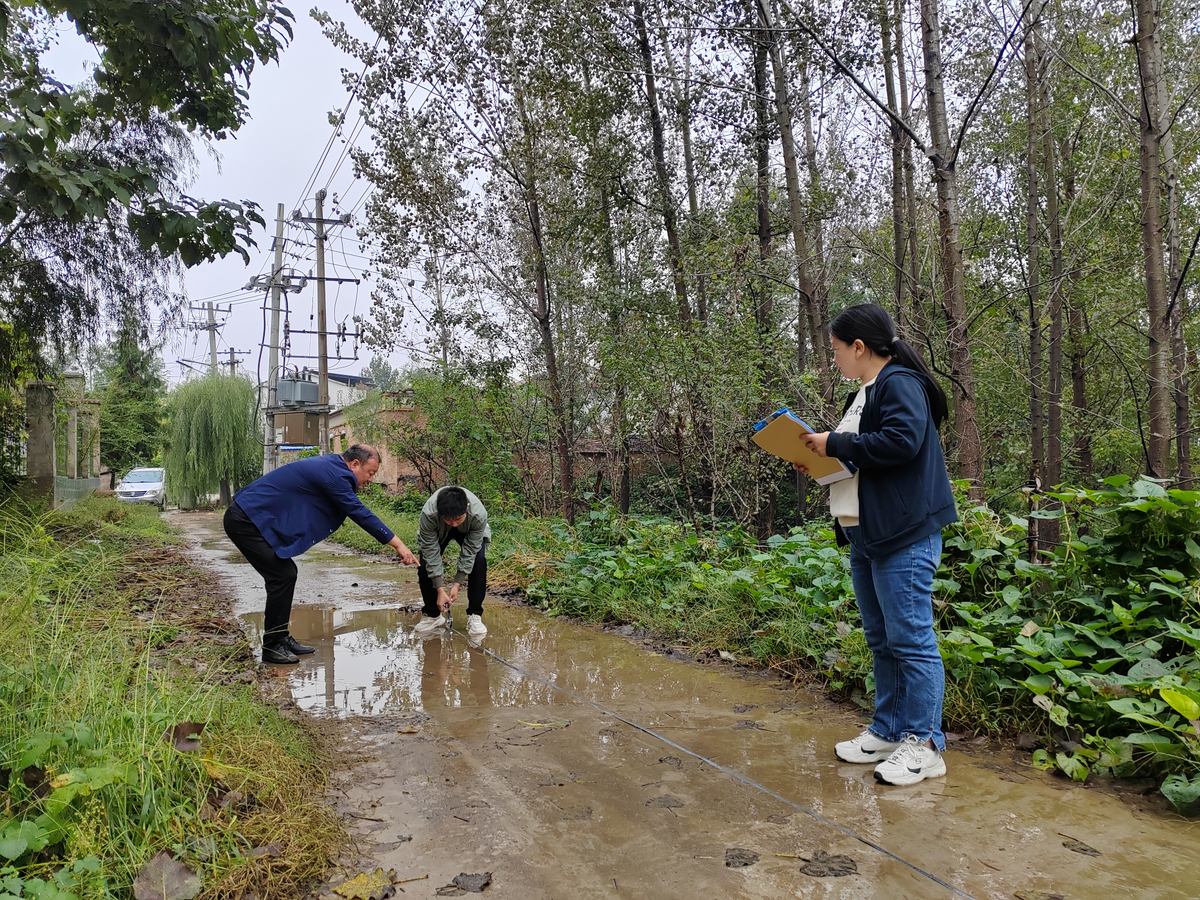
[241,606,541,715]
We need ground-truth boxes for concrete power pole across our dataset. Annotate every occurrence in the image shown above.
[264,203,286,474]
[315,189,330,455]
[207,302,218,374]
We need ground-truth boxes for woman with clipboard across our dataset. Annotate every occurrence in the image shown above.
[797,304,957,787]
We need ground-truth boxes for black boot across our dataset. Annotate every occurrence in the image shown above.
[283,634,315,655]
[262,642,299,664]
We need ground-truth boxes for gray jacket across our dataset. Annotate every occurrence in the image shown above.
[418,486,492,589]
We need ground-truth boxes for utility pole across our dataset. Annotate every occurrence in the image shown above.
[315,189,330,455]
[266,203,286,473]
[228,348,237,375]
[289,194,352,457]
[207,302,218,374]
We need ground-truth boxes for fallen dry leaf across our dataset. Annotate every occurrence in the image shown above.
[132,851,202,900]
[1014,892,1065,900]
[1060,835,1101,857]
[799,850,857,878]
[1020,621,1041,638]
[333,868,398,900]
[452,872,492,893]
[396,725,421,734]
[718,650,737,662]
[201,758,233,780]
[725,848,759,868]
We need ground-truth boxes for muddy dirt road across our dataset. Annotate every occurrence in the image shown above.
[176,512,1197,900]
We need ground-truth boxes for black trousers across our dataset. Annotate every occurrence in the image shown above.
[418,536,488,617]
[223,502,297,641]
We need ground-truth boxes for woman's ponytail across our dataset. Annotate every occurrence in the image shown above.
[829,304,949,429]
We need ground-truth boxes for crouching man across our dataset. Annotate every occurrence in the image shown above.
[224,444,417,663]
[414,485,491,639]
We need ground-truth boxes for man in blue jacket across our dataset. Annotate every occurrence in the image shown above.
[223,444,417,664]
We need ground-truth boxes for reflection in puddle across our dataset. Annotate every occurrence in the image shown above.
[241,605,541,715]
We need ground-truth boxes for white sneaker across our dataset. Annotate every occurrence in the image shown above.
[873,735,947,786]
[835,729,902,763]
[467,614,487,638]
[413,614,447,636]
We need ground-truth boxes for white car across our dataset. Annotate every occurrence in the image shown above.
[116,467,166,510]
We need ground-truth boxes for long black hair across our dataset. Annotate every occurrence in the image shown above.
[829,304,949,428]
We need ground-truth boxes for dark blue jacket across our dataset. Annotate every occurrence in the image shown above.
[825,363,957,557]
[233,455,394,558]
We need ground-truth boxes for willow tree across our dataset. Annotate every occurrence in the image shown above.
[164,374,258,507]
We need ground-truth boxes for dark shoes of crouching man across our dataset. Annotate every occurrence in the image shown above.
[261,634,315,665]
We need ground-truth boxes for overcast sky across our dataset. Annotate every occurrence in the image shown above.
[43,5,401,385]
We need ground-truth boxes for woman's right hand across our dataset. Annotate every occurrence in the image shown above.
[793,463,810,476]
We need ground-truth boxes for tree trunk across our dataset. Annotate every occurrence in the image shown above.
[919,0,985,497]
[1024,10,1044,558]
[634,0,691,330]
[798,58,831,369]
[882,0,906,319]
[600,186,632,516]
[514,84,574,522]
[530,199,575,524]
[1133,0,1171,477]
[754,35,773,318]
[751,28,779,540]
[1158,17,1189,485]
[757,0,828,401]
[896,0,925,339]
[1062,145,1094,479]
[1035,14,1064,547]
[656,15,708,323]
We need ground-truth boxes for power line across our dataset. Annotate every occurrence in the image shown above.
[294,32,385,211]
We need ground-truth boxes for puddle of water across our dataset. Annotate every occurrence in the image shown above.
[242,606,547,715]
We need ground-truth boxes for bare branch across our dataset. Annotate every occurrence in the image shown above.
[950,0,1037,168]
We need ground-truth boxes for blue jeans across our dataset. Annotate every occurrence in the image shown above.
[843,527,945,752]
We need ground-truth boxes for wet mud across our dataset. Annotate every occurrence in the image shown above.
[172,512,1200,900]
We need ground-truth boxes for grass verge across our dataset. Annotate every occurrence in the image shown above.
[0,495,345,899]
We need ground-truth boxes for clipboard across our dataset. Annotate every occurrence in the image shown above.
[751,408,855,485]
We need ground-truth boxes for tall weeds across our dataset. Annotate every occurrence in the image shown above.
[0,496,343,898]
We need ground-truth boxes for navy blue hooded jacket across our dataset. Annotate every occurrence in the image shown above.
[824,362,957,557]
[233,454,394,558]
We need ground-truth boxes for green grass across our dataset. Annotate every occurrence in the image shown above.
[0,495,344,899]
